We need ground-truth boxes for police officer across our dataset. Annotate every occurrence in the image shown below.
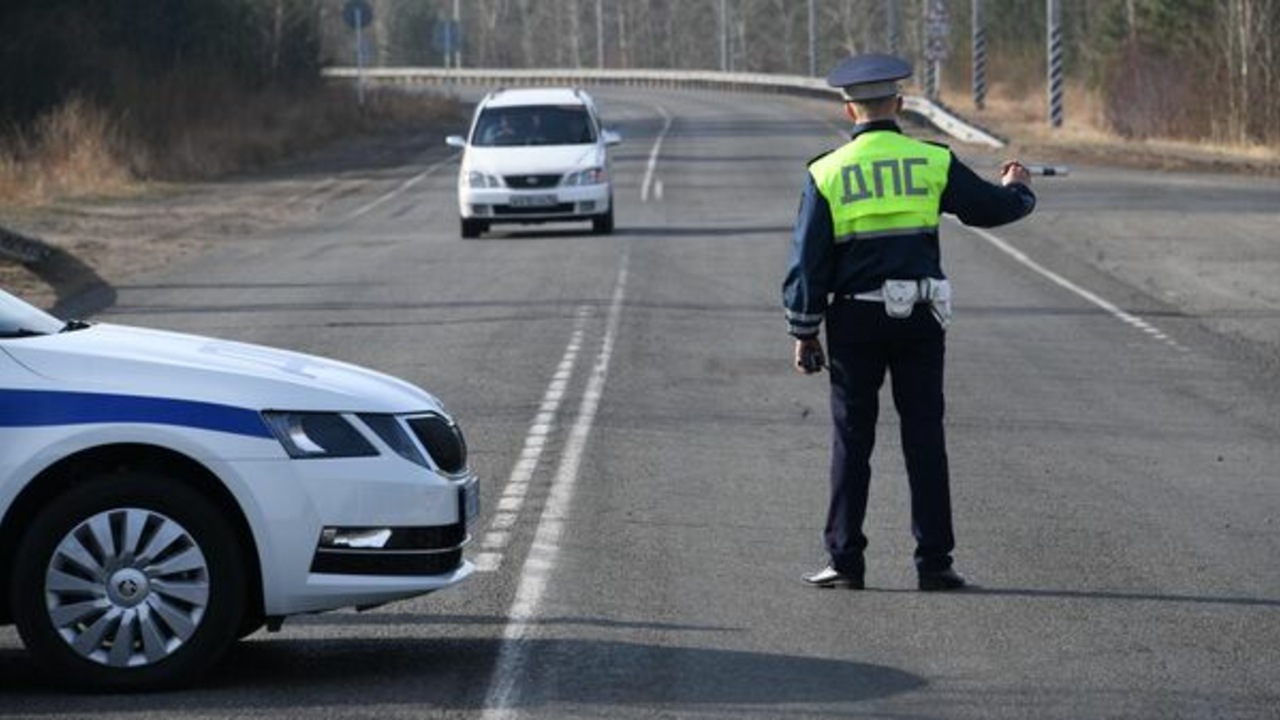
[782,54,1036,591]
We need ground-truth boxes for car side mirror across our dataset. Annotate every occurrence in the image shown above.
[446,135,467,149]
[601,129,622,147]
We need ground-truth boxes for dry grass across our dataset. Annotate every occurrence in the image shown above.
[0,97,133,205]
[0,80,462,207]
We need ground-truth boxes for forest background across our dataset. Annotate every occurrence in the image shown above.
[1,0,1277,204]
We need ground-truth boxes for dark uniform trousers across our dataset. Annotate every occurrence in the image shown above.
[824,298,954,576]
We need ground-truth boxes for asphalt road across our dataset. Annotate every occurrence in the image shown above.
[3,88,1280,719]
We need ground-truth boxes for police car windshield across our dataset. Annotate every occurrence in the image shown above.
[472,105,596,147]
[0,288,65,337]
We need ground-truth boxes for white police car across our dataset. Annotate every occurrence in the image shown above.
[0,288,478,690]
[446,87,621,238]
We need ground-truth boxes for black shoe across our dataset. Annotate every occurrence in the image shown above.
[918,567,967,592]
[803,566,864,589]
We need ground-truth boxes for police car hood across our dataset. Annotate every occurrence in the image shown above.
[466,145,604,177]
[4,323,442,414]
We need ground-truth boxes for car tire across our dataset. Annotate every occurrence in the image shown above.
[461,218,487,239]
[592,205,614,235]
[11,472,246,691]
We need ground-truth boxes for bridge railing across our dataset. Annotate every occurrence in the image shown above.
[321,67,1006,150]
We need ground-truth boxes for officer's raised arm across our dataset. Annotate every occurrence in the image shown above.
[942,152,1037,228]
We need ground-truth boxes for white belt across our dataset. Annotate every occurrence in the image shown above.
[851,278,948,303]
[848,278,953,329]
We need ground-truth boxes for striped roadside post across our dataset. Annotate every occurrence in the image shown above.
[887,0,899,55]
[972,0,986,110]
[1047,0,1064,127]
[923,0,947,101]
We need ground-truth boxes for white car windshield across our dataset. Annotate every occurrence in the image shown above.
[0,288,66,337]
[472,105,597,147]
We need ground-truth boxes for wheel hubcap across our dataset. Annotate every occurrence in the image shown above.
[107,568,150,607]
[44,508,210,668]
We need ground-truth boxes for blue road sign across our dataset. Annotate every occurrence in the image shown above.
[343,0,373,30]
[433,20,461,54]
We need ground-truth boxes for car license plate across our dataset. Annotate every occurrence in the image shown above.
[459,479,480,525]
[509,194,557,208]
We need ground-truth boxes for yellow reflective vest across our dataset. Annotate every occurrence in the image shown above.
[808,131,951,244]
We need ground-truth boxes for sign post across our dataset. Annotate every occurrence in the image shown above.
[434,20,460,67]
[343,0,373,107]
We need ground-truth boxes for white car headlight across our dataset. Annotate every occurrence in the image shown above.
[263,412,378,459]
[466,171,503,188]
[562,167,607,187]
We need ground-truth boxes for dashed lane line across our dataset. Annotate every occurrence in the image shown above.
[471,306,593,573]
[339,152,459,223]
[480,247,630,718]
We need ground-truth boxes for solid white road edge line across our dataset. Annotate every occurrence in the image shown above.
[956,219,1187,352]
[641,105,673,203]
[340,152,460,222]
[480,247,630,718]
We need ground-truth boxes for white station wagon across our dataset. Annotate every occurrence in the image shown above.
[0,288,478,690]
[447,87,621,238]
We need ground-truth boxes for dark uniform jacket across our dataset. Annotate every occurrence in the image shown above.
[783,119,1036,338]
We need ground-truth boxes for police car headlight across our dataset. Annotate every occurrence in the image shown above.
[263,412,378,459]
[467,171,503,188]
[562,167,606,187]
[358,414,430,469]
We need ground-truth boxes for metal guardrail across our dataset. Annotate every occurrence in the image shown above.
[322,67,1007,150]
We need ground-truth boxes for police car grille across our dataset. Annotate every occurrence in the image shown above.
[310,549,463,576]
[494,203,576,216]
[504,174,561,188]
[407,414,467,475]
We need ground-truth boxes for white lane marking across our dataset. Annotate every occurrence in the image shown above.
[473,552,502,572]
[474,306,593,573]
[341,152,459,222]
[958,220,1188,352]
[641,106,673,203]
[481,248,630,718]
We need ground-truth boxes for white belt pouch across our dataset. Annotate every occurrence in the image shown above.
[882,280,920,319]
[854,278,953,329]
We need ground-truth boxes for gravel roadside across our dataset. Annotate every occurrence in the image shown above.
[0,128,450,317]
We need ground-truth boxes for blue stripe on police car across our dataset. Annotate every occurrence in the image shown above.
[0,389,272,438]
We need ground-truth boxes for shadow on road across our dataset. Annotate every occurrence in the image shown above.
[0,636,923,712]
[284,612,737,634]
[965,586,1280,608]
[864,585,1280,608]
[0,225,117,318]
[468,224,792,241]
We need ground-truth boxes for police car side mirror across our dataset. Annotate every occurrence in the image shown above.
[601,129,622,147]
[445,135,467,149]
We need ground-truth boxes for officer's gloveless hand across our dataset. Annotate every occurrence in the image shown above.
[794,337,826,374]
[1000,160,1032,186]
